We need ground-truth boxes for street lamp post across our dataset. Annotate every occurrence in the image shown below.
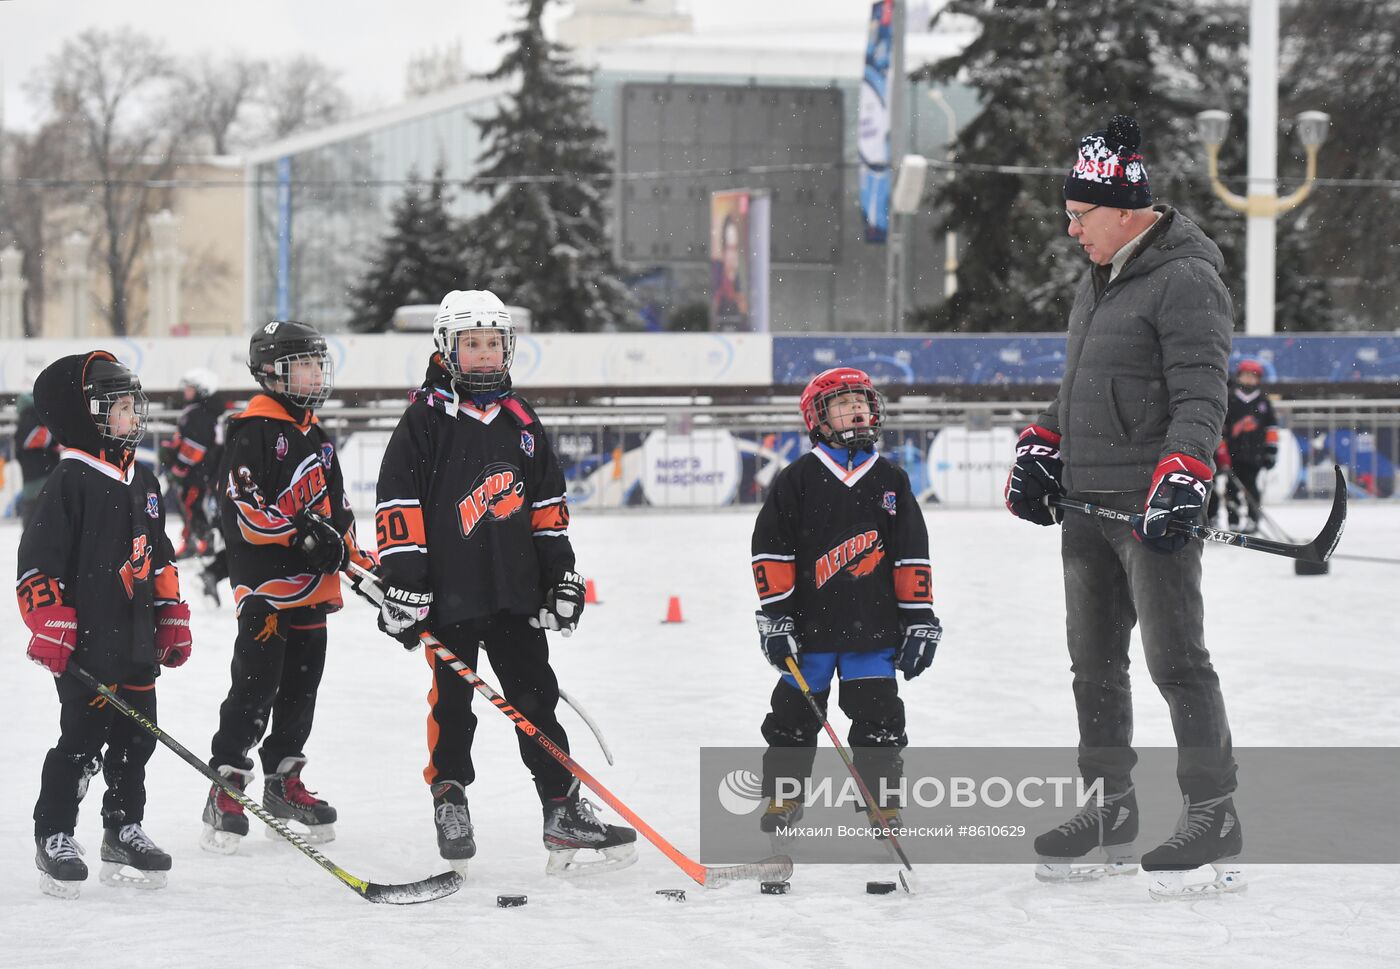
[926,87,959,299]
[1194,0,1329,335]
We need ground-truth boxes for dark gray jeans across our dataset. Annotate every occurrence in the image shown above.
[1061,489,1237,800]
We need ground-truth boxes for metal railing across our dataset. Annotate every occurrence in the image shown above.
[3,397,1397,514]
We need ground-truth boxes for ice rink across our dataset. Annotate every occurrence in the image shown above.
[2,500,1397,969]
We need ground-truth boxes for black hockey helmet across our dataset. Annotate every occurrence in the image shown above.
[83,355,149,450]
[248,320,333,410]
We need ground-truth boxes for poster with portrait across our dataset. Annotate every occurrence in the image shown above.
[710,190,770,332]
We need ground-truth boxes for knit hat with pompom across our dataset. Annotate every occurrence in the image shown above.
[1064,114,1151,209]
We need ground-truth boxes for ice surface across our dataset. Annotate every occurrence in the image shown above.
[2,501,1397,968]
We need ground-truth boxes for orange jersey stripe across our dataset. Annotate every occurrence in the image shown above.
[376,504,427,553]
[153,563,181,603]
[16,571,65,617]
[530,502,570,533]
[894,564,934,604]
[751,558,796,600]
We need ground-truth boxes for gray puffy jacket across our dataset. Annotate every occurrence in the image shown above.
[1036,206,1232,493]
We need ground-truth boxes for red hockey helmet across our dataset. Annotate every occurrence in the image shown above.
[1236,359,1265,379]
[799,367,884,449]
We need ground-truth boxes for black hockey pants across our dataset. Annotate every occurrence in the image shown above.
[34,668,158,837]
[424,613,574,804]
[210,606,327,775]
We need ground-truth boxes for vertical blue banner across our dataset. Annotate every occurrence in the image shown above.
[858,1,894,244]
[276,156,291,320]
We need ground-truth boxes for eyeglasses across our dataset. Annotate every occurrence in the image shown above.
[1065,205,1102,225]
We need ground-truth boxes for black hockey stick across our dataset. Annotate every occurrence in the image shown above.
[348,562,793,888]
[1051,465,1347,564]
[1236,472,1400,567]
[66,663,461,904]
[783,657,920,894]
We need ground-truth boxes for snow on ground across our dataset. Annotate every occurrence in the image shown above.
[2,500,1397,968]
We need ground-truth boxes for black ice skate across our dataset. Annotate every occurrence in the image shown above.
[263,757,337,844]
[35,833,88,900]
[99,823,171,890]
[759,798,804,833]
[431,780,476,875]
[198,561,221,607]
[542,791,638,877]
[1142,795,1244,900]
[200,765,254,855]
[1033,787,1139,883]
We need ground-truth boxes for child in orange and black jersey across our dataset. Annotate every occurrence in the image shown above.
[371,290,635,876]
[18,352,192,897]
[750,367,944,835]
[200,320,376,855]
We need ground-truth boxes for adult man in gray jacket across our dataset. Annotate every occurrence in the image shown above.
[1005,115,1242,898]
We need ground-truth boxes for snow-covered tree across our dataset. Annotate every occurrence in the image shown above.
[465,0,633,332]
[1281,0,1399,330]
[349,168,471,333]
[915,0,1254,332]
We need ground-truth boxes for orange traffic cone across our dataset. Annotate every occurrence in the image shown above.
[661,596,684,624]
[585,579,601,605]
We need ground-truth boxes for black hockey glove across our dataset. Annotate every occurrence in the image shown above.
[293,509,348,574]
[756,611,799,673]
[529,571,586,637]
[378,584,433,650]
[1263,439,1279,470]
[896,618,942,681]
[1135,453,1212,554]
[1005,426,1065,526]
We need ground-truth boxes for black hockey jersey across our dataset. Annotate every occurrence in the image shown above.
[162,395,226,485]
[17,352,181,687]
[375,356,575,628]
[751,446,935,653]
[217,394,373,616]
[1224,387,1279,466]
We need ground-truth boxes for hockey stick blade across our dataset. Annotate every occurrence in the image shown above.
[1052,465,1347,564]
[701,854,794,887]
[66,664,461,905]
[345,561,791,889]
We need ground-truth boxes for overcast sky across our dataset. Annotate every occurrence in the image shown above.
[0,0,883,133]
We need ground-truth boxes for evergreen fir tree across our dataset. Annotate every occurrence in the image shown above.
[349,167,469,333]
[466,0,633,332]
[914,0,1251,332]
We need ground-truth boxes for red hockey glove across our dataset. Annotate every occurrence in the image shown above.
[1135,453,1212,554]
[25,604,79,676]
[155,602,193,668]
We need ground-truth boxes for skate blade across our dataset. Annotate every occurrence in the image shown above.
[447,858,471,878]
[263,820,336,844]
[39,873,83,900]
[1035,861,1139,883]
[99,862,167,890]
[199,824,244,856]
[1148,861,1246,900]
[545,843,639,878]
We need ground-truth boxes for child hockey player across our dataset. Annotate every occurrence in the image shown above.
[750,367,943,834]
[372,289,635,877]
[1222,359,1281,533]
[201,321,375,853]
[161,368,230,603]
[19,352,193,898]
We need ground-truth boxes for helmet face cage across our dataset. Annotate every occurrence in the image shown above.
[809,384,885,448]
[435,324,516,394]
[85,372,149,450]
[261,348,333,409]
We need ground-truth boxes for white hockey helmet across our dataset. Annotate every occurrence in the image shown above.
[433,289,516,393]
[181,367,219,399]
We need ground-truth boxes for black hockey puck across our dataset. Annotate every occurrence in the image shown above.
[866,881,897,895]
[496,894,528,908]
[760,881,790,895]
[656,889,686,902]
